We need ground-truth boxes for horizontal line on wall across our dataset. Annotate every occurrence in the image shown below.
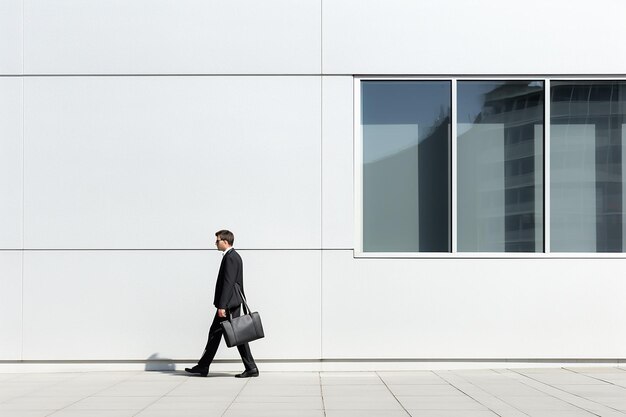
[2,73,626,78]
[4,249,626,259]
[354,74,626,78]
[0,74,330,78]
[1,358,624,364]
[354,255,626,260]
[314,358,626,363]
[0,248,353,252]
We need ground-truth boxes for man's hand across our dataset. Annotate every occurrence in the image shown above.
[218,309,227,318]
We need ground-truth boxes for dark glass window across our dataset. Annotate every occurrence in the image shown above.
[457,81,544,252]
[362,81,451,252]
[551,81,626,252]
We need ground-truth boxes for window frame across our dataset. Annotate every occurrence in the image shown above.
[354,75,626,259]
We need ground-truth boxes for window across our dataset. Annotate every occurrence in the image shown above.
[457,81,544,252]
[551,81,626,252]
[361,81,451,252]
[357,77,626,256]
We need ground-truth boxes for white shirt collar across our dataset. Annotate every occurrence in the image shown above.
[222,247,233,256]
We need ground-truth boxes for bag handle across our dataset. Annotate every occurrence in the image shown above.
[234,283,251,315]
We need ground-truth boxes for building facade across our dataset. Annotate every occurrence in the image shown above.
[1,0,626,366]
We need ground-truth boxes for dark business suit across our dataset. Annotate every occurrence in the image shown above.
[198,248,256,370]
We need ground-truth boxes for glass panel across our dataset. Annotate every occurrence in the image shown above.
[457,81,544,252]
[551,81,626,252]
[362,81,451,252]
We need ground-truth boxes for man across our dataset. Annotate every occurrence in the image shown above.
[185,230,259,378]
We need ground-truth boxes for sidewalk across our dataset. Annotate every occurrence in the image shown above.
[1,367,626,417]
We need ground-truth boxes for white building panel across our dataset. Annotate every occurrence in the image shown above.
[322,0,626,75]
[0,251,22,360]
[24,0,321,75]
[322,250,626,359]
[0,78,23,249]
[224,250,322,360]
[24,76,321,249]
[22,250,321,360]
[322,76,353,249]
[0,0,22,74]
[21,250,214,360]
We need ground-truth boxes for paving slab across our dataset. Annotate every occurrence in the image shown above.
[0,367,625,416]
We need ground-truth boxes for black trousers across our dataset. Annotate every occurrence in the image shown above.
[198,306,256,371]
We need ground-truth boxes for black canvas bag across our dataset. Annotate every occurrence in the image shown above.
[221,284,265,347]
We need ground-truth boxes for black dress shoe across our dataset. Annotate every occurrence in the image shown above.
[235,368,259,378]
[185,365,208,377]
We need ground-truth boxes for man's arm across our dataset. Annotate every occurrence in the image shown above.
[217,254,238,309]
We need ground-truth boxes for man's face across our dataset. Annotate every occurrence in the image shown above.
[215,237,230,252]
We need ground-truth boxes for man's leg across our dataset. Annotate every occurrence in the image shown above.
[198,312,224,368]
[236,342,257,371]
[230,306,258,372]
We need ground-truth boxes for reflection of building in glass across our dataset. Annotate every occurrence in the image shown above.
[362,81,451,252]
[418,114,451,252]
[551,82,626,252]
[362,115,450,252]
[477,83,543,252]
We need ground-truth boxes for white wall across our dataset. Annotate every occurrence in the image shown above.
[322,252,626,359]
[0,252,22,360]
[24,0,321,74]
[0,0,22,75]
[2,0,626,363]
[23,76,321,249]
[0,77,23,249]
[322,0,626,75]
[21,250,320,361]
[322,76,354,249]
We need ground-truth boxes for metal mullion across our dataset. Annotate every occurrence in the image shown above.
[353,77,363,255]
[544,79,551,253]
[451,79,458,253]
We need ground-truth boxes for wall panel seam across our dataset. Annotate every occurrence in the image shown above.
[20,65,25,361]
[9,74,326,77]
[320,75,324,359]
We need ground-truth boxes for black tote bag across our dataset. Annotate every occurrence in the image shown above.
[221,284,265,347]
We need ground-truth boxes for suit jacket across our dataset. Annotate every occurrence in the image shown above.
[213,248,244,309]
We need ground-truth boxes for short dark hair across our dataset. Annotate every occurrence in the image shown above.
[215,230,234,246]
